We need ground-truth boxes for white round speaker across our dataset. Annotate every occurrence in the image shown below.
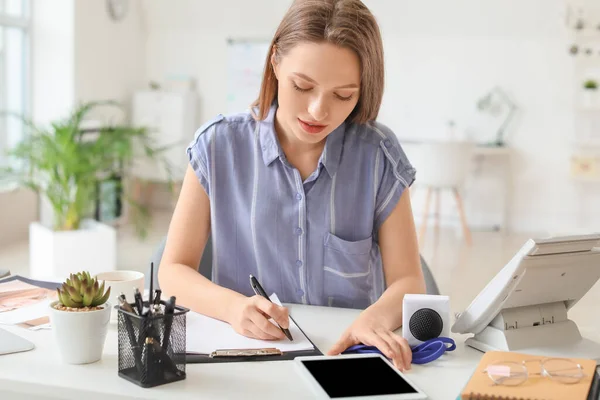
[402,294,450,347]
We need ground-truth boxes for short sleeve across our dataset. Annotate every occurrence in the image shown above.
[186,114,224,196]
[372,122,417,232]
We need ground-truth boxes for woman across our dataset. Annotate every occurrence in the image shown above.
[158,0,426,371]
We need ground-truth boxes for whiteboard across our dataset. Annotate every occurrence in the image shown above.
[226,38,271,114]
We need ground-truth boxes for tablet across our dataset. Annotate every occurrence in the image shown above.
[294,354,427,399]
[0,327,35,355]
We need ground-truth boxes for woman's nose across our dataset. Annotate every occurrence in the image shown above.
[308,96,329,122]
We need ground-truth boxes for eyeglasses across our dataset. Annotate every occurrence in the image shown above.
[483,358,587,386]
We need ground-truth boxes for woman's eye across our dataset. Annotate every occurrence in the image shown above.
[293,83,311,92]
[335,93,354,102]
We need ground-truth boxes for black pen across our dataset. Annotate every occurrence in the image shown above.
[117,295,144,376]
[249,274,293,341]
[133,287,144,316]
[118,293,137,315]
[149,262,154,306]
[162,296,176,351]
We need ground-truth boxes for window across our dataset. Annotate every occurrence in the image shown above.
[0,0,29,174]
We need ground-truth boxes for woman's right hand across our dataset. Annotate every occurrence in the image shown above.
[228,295,290,340]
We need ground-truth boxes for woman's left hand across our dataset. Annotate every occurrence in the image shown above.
[327,309,412,371]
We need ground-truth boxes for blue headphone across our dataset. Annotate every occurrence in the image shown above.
[342,336,456,365]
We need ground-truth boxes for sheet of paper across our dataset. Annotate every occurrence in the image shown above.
[0,299,52,325]
[186,293,314,354]
[0,276,60,327]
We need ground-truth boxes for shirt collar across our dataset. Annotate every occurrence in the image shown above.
[258,102,281,166]
[259,101,346,178]
[319,121,345,178]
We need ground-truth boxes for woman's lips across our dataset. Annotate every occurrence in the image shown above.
[298,118,327,134]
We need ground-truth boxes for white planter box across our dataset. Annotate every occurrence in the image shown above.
[48,300,111,364]
[582,90,600,109]
[29,219,117,280]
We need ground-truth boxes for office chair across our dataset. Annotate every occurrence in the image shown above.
[146,236,441,297]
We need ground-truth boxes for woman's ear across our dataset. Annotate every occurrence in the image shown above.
[270,48,279,80]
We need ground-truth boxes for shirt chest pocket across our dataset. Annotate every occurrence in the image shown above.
[323,233,373,309]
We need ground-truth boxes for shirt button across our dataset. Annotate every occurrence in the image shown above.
[295,227,303,236]
[296,260,303,267]
[383,139,392,148]
[296,289,304,297]
[295,193,302,201]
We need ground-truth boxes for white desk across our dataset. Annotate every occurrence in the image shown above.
[0,304,484,400]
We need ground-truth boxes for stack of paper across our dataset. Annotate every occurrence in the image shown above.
[186,294,314,354]
[0,276,60,329]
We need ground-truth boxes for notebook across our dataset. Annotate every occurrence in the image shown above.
[459,350,598,400]
[185,293,315,355]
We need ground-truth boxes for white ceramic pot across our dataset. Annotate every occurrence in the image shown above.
[29,219,117,280]
[582,89,599,109]
[48,300,111,364]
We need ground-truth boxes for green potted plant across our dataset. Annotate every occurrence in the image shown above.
[583,79,599,109]
[583,79,598,90]
[1,100,172,279]
[48,271,112,364]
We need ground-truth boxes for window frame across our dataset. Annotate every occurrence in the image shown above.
[0,0,30,191]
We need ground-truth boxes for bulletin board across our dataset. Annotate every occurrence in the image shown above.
[226,38,271,114]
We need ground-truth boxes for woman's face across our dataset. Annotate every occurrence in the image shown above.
[272,41,361,145]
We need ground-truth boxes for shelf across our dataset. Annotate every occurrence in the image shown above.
[570,30,600,41]
[571,175,600,183]
[571,142,600,150]
[575,107,600,113]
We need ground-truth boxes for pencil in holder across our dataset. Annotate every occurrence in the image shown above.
[117,301,189,388]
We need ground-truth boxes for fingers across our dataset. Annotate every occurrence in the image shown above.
[364,331,396,361]
[244,323,279,340]
[248,306,285,340]
[327,331,355,355]
[252,296,290,329]
[376,331,404,370]
[326,328,412,372]
[392,334,413,370]
[380,332,412,371]
[241,316,280,340]
[241,329,260,339]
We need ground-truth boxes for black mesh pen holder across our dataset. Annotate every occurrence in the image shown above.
[117,301,189,388]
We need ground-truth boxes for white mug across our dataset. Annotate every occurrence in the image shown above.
[95,271,145,322]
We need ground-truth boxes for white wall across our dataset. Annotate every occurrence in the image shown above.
[140,0,598,235]
[0,188,37,247]
[31,0,75,126]
[29,0,146,228]
[74,0,147,121]
[143,0,292,124]
[367,0,587,235]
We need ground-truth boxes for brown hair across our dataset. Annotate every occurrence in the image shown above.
[251,0,385,124]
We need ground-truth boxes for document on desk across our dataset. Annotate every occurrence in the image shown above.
[0,276,60,329]
[186,293,315,354]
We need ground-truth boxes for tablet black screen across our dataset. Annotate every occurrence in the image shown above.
[300,357,418,398]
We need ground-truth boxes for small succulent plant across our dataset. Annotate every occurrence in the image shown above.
[584,79,598,90]
[56,271,111,309]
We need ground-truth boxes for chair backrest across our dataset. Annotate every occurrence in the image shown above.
[407,141,475,188]
[148,236,440,297]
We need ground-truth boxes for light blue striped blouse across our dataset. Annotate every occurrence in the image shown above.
[186,102,416,309]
